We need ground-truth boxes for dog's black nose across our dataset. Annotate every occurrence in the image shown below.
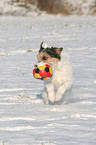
[34,64,38,67]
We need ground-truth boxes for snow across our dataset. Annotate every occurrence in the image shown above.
[0,13,96,145]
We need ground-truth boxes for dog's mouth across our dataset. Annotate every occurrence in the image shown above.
[34,64,38,68]
[34,62,47,68]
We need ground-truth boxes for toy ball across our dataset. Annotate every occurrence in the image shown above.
[33,64,53,80]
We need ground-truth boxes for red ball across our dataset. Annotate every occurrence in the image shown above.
[33,64,53,80]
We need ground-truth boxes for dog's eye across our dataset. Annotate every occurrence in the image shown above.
[42,56,48,60]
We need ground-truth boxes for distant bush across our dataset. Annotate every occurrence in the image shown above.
[37,0,96,15]
[37,0,69,15]
[11,0,96,15]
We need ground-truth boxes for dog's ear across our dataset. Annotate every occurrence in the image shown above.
[39,42,44,52]
[53,47,63,55]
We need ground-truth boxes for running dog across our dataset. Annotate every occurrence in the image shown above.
[35,42,73,104]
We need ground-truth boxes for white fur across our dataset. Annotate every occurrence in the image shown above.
[42,53,73,104]
[43,43,48,49]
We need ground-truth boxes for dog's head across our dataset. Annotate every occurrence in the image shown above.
[37,42,63,66]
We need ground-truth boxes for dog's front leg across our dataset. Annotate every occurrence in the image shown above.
[42,90,49,104]
[46,84,55,103]
[55,81,72,102]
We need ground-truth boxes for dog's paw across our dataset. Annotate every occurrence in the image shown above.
[49,96,55,103]
[55,93,62,102]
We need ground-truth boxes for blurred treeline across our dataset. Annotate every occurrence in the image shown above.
[12,0,96,15]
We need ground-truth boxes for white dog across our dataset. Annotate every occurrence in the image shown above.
[35,42,73,104]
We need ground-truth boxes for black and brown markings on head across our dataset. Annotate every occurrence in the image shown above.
[37,42,63,65]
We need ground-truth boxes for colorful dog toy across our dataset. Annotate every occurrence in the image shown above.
[33,64,53,80]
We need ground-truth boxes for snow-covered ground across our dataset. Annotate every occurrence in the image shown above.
[0,15,96,145]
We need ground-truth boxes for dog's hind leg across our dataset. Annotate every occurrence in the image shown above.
[55,81,72,102]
